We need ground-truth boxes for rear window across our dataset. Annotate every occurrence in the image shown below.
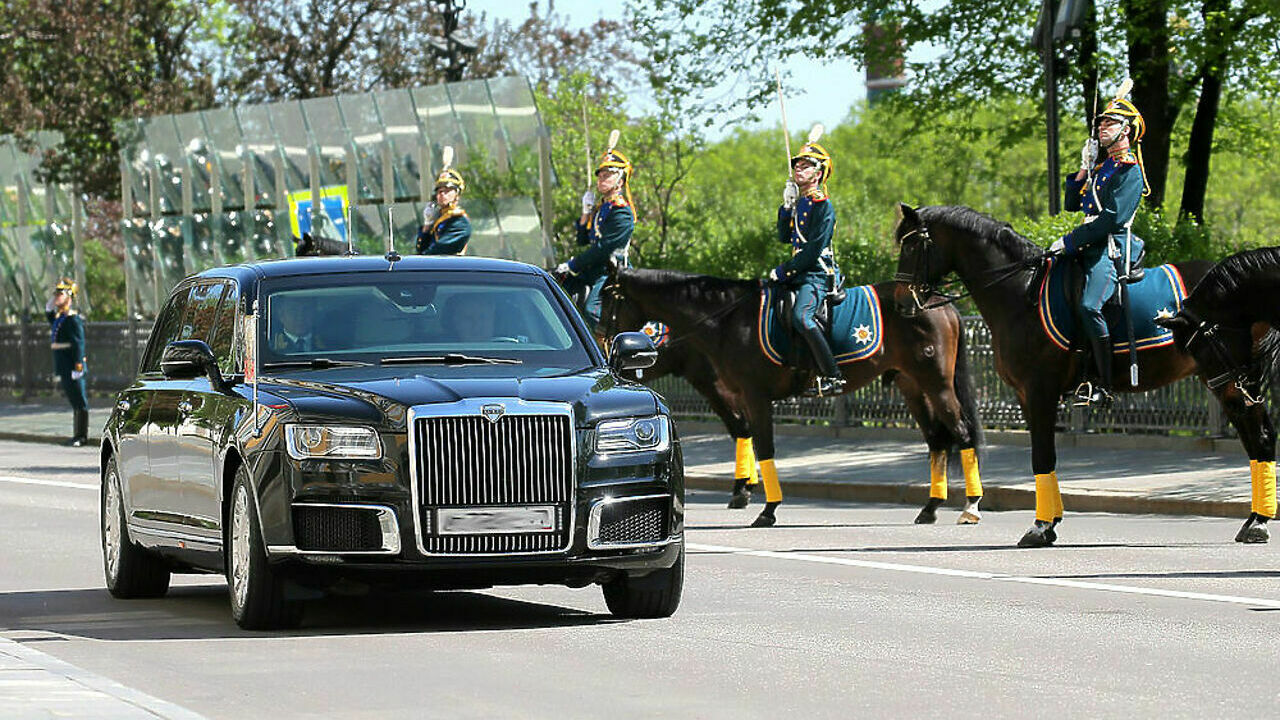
[258,270,592,371]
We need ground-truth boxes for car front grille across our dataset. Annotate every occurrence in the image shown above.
[414,412,574,554]
[293,505,385,552]
[595,496,669,546]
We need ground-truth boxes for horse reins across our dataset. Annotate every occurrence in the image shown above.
[1182,310,1265,406]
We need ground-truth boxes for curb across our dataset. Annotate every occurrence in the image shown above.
[0,431,101,447]
[684,474,1250,520]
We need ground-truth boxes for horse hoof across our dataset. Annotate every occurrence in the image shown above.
[1235,514,1257,543]
[750,513,777,528]
[957,510,981,525]
[1241,524,1270,544]
[727,493,750,509]
[1017,524,1055,548]
[914,508,937,524]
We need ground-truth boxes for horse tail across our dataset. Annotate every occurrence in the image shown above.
[951,314,984,459]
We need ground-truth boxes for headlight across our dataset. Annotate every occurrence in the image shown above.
[595,415,670,454]
[285,424,382,460]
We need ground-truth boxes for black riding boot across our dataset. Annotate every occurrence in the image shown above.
[1076,334,1115,408]
[69,409,89,447]
[799,325,845,396]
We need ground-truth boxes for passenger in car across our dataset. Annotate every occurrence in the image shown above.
[441,294,498,343]
[270,297,319,353]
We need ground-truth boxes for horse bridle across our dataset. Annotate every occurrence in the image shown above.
[893,220,1050,313]
[1181,310,1265,406]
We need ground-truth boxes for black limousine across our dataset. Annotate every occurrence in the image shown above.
[99,255,683,629]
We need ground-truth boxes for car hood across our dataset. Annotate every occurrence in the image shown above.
[261,369,660,428]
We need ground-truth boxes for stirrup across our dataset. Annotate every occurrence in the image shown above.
[1071,381,1113,408]
[805,375,846,397]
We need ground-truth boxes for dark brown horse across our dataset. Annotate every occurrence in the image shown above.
[1154,246,1280,543]
[888,204,1260,547]
[603,266,985,528]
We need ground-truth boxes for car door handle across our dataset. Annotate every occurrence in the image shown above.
[117,399,131,412]
[177,400,193,414]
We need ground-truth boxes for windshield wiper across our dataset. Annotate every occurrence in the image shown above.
[260,358,372,370]
[381,354,523,366]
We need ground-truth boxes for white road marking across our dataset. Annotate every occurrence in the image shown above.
[688,542,1280,609]
[0,475,96,491]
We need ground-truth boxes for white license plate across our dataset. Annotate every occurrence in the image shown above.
[436,506,556,535]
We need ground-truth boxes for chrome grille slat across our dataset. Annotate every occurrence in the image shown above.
[414,412,574,555]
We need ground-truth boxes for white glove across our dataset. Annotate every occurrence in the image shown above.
[580,191,595,215]
[422,202,439,225]
[555,262,571,275]
[71,369,84,380]
[1048,238,1066,255]
[782,180,799,210]
[768,268,782,283]
[45,298,55,313]
[1079,138,1098,172]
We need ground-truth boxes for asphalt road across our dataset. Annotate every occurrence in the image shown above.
[2,438,1278,719]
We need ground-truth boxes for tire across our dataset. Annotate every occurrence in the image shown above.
[602,544,684,619]
[101,456,171,598]
[226,466,302,630]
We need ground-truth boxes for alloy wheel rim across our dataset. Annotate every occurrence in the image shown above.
[231,486,251,611]
[104,469,121,580]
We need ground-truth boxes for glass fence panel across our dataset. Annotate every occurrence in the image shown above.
[372,89,425,203]
[234,104,282,210]
[144,116,186,216]
[340,92,387,203]
[172,110,214,213]
[200,106,247,211]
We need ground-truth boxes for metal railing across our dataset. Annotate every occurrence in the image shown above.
[0,317,1255,437]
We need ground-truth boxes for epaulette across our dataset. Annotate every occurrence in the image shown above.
[609,197,629,208]
[1114,152,1138,166]
[804,189,828,202]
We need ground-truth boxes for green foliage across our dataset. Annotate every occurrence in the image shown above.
[84,238,126,320]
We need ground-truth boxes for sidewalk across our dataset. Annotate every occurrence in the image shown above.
[0,401,1254,518]
[677,421,1252,519]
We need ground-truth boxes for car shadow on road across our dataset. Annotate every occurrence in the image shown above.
[0,584,620,641]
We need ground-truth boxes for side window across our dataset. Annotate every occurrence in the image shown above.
[139,286,195,375]
[208,283,240,373]
[178,283,227,345]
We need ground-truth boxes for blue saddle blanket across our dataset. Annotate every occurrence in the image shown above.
[1037,258,1189,352]
[758,285,883,366]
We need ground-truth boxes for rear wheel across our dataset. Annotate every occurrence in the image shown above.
[602,544,684,619]
[101,456,171,598]
[227,467,302,630]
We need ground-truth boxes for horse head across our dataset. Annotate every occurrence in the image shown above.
[892,203,949,317]
[1155,308,1269,404]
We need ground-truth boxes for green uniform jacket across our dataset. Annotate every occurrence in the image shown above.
[1062,157,1143,261]
[417,210,471,255]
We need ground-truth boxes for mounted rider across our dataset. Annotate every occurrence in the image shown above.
[1049,91,1149,408]
[416,167,471,255]
[769,141,846,396]
[556,148,635,330]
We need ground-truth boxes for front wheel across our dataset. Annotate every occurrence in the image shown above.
[602,545,684,619]
[101,456,170,598]
[226,467,302,630]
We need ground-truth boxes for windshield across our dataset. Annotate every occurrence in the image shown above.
[258,270,593,371]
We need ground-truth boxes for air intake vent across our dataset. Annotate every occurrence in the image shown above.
[293,505,385,552]
[596,496,668,546]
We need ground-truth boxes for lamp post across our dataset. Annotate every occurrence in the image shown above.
[428,0,478,82]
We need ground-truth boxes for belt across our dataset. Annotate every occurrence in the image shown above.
[50,342,71,350]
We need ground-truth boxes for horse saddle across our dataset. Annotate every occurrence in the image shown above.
[758,284,883,368]
[1036,256,1189,355]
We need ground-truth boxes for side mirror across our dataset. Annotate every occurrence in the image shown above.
[609,331,657,374]
[161,340,227,389]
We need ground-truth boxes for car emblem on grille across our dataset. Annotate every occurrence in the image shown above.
[480,403,505,423]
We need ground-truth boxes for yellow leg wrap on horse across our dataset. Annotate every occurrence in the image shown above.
[1250,460,1260,515]
[1260,461,1277,519]
[1034,472,1059,523]
[961,448,982,497]
[746,438,760,485]
[759,459,783,503]
[929,451,948,500]
[735,438,755,482]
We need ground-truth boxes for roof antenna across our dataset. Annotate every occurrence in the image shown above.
[384,205,400,264]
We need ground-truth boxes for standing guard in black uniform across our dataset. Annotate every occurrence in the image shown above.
[46,278,89,446]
